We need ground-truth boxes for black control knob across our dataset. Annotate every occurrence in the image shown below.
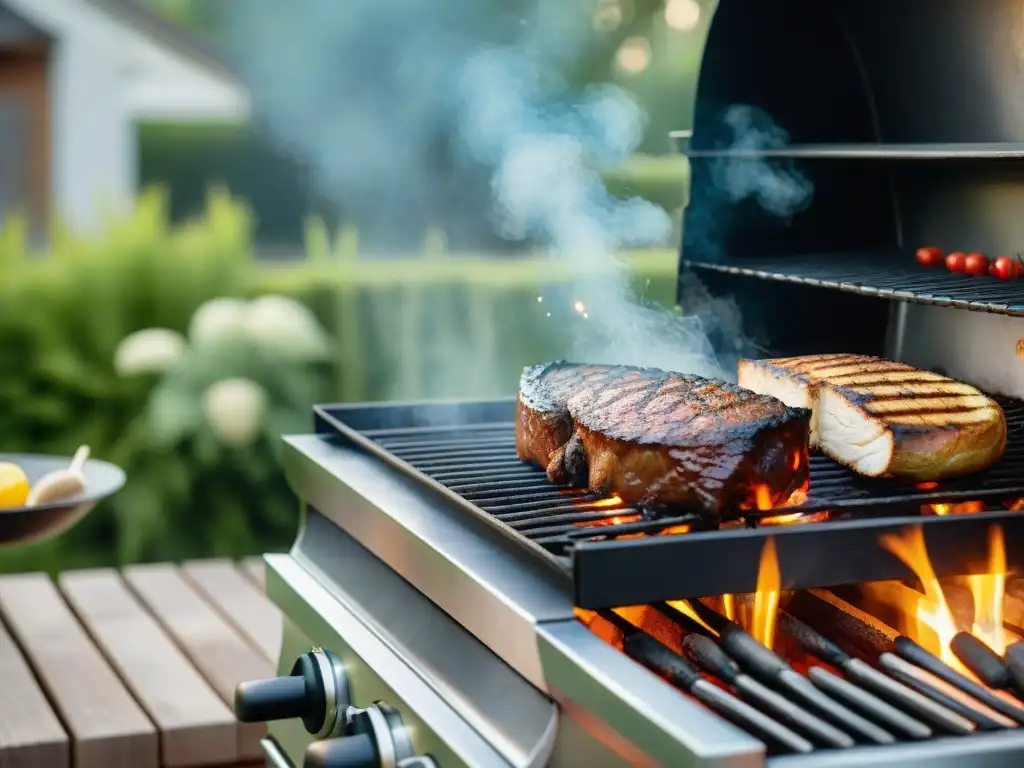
[304,733,379,768]
[234,648,348,737]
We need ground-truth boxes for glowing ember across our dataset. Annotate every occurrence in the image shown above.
[751,538,781,650]
[754,485,774,511]
[577,514,642,528]
[590,495,624,509]
[916,481,939,491]
[923,501,986,516]
[967,525,1008,654]
[879,528,961,668]
[1009,499,1024,512]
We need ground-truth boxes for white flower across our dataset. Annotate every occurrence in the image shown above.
[189,298,249,348]
[201,377,267,447]
[113,328,186,376]
[243,294,328,359]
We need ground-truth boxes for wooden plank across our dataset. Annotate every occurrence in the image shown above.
[0,573,158,768]
[182,560,281,664]
[0,613,68,767]
[239,558,265,591]
[123,564,274,762]
[59,569,238,768]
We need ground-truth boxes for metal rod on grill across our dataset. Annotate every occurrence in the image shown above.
[595,611,815,755]
[680,634,855,748]
[680,601,896,744]
[893,637,1024,725]
[778,610,971,735]
[1005,643,1024,693]
[950,633,1017,694]
[805,667,930,739]
[878,653,1013,730]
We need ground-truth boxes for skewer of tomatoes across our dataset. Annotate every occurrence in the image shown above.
[916,247,1022,280]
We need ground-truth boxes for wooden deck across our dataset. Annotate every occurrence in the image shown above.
[0,558,281,767]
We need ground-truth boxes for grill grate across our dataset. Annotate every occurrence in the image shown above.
[315,397,1024,607]
[366,393,1024,551]
[685,251,1024,316]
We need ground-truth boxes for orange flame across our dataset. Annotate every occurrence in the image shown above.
[666,600,719,635]
[590,495,624,509]
[923,501,986,516]
[880,528,961,668]
[1009,499,1024,512]
[754,485,774,511]
[751,538,781,650]
[967,525,1008,654]
[721,593,736,622]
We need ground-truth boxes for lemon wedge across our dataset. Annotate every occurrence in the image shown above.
[0,462,30,509]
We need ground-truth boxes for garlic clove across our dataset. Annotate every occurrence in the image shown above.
[24,445,90,508]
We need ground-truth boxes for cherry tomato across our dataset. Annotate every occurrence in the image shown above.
[945,252,967,273]
[990,255,1021,281]
[916,246,944,267]
[963,252,990,276]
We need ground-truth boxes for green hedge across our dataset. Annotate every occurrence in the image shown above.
[140,123,689,246]
[0,189,679,573]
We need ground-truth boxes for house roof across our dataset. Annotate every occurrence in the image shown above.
[1,0,249,120]
[87,0,239,84]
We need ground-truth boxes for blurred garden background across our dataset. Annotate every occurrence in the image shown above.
[0,0,711,572]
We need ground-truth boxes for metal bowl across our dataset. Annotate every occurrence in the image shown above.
[0,453,126,546]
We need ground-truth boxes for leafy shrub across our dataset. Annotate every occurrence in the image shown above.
[0,189,679,573]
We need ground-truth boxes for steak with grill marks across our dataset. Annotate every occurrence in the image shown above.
[515,362,812,520]
[738,354,1007,479]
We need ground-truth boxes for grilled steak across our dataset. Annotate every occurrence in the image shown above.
[515,362,812,519]
[737,354,1007,480]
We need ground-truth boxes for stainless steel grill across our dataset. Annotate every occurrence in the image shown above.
[246,1,1024,765]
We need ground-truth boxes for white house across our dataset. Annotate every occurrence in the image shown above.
[0,0,249,235]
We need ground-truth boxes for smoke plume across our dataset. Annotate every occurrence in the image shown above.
[223,0,812,391]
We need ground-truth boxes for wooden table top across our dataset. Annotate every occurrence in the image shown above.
[0,557,282,768]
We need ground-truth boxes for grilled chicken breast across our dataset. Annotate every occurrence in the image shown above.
[737,354,1007,479]
[516,362,811,519]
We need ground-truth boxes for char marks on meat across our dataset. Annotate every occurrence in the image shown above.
[515,362,812,520]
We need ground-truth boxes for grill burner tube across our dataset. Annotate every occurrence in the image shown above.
[877,654,1010,730]
[893,637,1024,726]
[595,610,815,755]
[682,602,896,744]
[950,633,1015,694]
[680,634,856,748]
[779,609,973,734]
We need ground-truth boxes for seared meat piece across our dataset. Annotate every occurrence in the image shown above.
[738,354,1006,480]
[515,362,811,519]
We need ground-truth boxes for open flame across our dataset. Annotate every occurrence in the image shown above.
[590,494,623,509]
[922,500,986,516]
[751,538,781,650]
[1009,499,1024,512]
[967,525,1007,654]
[879,525,1008,667]
[879,527,960,667]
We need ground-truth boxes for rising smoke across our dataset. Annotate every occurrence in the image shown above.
[223,0,812,391]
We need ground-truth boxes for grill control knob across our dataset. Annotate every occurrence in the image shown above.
[234,647,349,738]
[305,702,418,768]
